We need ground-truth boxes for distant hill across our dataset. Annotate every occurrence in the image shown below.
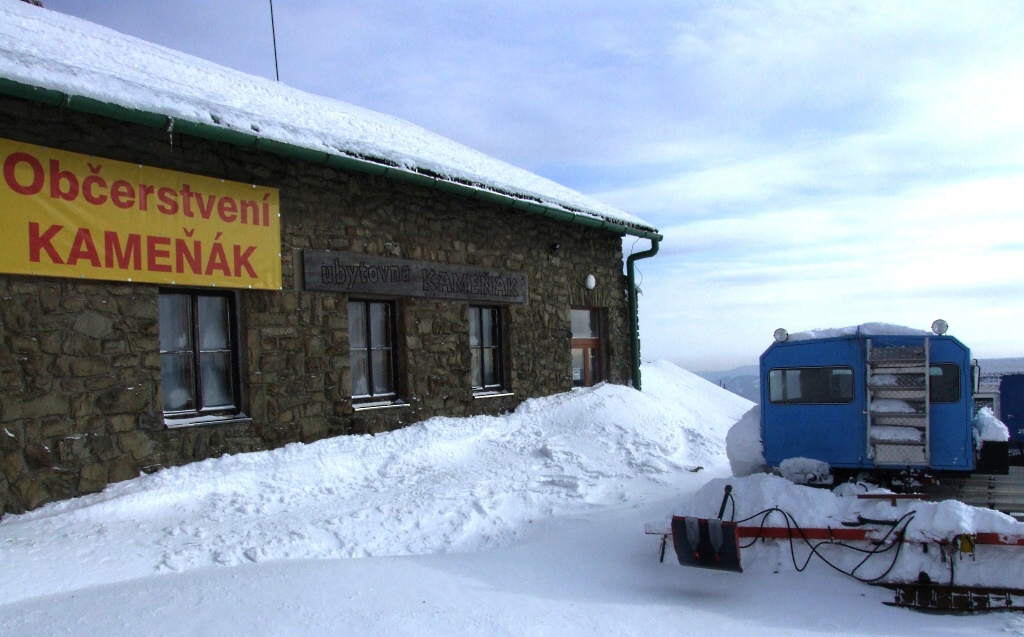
[696,364,760,403]
[978,358,1024,376]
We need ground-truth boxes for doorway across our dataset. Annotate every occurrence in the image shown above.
[571,308,603,387]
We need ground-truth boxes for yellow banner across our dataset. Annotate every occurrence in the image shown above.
[0,138,281,290]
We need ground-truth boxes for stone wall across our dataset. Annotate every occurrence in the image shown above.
[0,94,633,514]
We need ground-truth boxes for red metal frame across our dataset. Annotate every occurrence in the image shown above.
[659,515,1024,547]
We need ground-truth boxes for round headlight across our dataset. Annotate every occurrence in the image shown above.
[773,328,789,342]
[931,319,948,335]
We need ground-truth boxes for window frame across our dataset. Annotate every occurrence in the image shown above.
[768,366,855,405]
[158,289,244,424]
[349,299,399,404]
[469,305,505,394]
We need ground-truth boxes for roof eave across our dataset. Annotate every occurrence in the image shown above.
[0,77,663,241]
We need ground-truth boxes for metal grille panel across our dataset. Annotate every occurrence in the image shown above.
[874,443,927,465]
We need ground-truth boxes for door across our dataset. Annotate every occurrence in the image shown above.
[571,308,602,387]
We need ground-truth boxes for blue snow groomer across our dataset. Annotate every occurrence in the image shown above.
[760,321,1007,483]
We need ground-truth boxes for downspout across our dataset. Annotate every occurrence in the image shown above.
[626,237,660,390]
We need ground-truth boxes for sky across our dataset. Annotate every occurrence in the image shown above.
[40,0,1024,371]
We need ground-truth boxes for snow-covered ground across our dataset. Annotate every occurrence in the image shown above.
[2,361,1022,636]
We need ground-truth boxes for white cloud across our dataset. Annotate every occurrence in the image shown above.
[637,173,1024,369]
[40,0,1024,369]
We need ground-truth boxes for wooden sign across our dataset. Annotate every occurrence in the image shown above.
[303,250,527,304]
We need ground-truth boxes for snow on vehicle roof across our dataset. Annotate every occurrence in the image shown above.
[787,322,931,341]
[0,1,657,236]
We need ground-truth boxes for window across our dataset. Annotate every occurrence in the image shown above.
[929,364,960,403]
[769,366,854,404]
[571,308,603,387]
[470,306,504,392]
[158,291,241,420]
[349,300,397,401]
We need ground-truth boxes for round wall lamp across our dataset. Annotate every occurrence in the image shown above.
[585,274,597,290]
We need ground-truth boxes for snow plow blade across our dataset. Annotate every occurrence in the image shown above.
[670,516,742,573]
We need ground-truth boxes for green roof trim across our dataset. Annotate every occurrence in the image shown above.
[0,77,662,241]
[70,94,169,128]
[175,119,261,148]
[0,79,64,106]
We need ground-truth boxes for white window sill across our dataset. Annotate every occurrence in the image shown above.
[164,413,252,429]
[473,391,514,400]
[353,399,408,412]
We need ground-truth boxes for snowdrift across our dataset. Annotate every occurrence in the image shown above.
[0,361,751,604]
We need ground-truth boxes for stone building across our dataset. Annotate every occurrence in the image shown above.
[0,3,660,513]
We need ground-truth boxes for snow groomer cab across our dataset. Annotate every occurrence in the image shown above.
[760,321,1008,484]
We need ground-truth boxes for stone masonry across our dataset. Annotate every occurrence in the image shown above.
[0,94,633,514]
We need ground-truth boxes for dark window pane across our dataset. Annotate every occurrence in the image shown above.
[349,302,367,349]
[371,349,393,394]
[768,367,855,404]
[482,309,494,347]
[370,303,391,348]
[833,369,854,401]
[483,348,496,386]
[351,350,369,396]
[158,294,191,352]
[930,364,960,403]
[471,349,482,388]
[198,296,230,350]
[200,351,233,408]
[469,308,481,348]
[159,291,240,417]
[351,300,398,399]
[161,353,195,411]
[471,306,502,390]
[491,311,501,348]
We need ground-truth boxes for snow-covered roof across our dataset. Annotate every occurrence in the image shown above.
[787,322,931,341]
[0,0,659,238]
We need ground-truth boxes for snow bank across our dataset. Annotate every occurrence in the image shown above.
[674,474,1024,588]
[0,1,653,234]
[778,457,831,484]
[0,362,749,605]
[725,406,765,477]
[975,406,1010,444]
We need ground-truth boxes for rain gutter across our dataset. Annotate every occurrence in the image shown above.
[626,238,660,390]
